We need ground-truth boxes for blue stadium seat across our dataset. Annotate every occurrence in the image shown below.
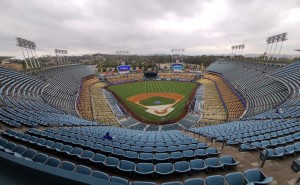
[219,155,239,170]
[117,160,136,175]
[205,157,224,172]
[131,181,157,185]
[189,159,207,172]
[155,163,174,176]
[103,156,120,170]
[91,170,110,180]
[12,145,27,157]
[75,165,92,175]
[44,157,61,167]
[184,178,204,185]
[134,163,155,176]
[225,172,249,185]
[32,153,49,164]
[59,161,76,171]
[244,168,273,185]
[89,153,106,165]
[161,182,183,185]
[205,175,225,185]
[174,161,190,173]
[110,176,129,185]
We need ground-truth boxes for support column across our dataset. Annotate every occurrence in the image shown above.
[20,47,29,69]
[25,47,33,68]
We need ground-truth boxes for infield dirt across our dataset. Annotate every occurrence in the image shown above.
[127,92,184,103]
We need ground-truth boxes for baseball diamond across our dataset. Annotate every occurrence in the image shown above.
[107,80,198,123]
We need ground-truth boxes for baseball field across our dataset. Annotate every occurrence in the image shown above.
[107,80,197,123]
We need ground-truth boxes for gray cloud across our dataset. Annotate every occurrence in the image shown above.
[0,0,299,58]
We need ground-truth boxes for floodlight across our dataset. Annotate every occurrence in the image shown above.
[16,37,40,69]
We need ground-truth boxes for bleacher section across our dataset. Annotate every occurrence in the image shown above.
[36,65,95,116]
[205,73,245,121]
[106,74,144,84]
[158,73,196,81]
[178,113,201,129]
[207,60,289,117]
[254,61,300,119]
[0,67,98,127]
[77,76,99,120]
[102,89,125,119]
[193,85,204,114]
[197,78,227,124]
[90,83,119,126]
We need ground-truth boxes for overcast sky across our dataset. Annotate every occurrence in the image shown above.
[1,0,300,58]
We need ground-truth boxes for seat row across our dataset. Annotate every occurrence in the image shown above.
[233,133,300,152]
[0,137,238,177]
[162,168,273,185]
[0,137,272,185]
[191,118,299,139]
[50,128,196,142]
[259,142,300,160]
[101,155,238,178]
[230,125,297,142]
[38,127,198,144]
[1,132,220,165]
[25,129,209,152]
[206,60,288,117]
[0,138,129,185]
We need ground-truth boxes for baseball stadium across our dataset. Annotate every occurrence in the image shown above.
[2,50,300,185]
[1,1,300,185]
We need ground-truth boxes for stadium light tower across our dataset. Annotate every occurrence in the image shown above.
[27,41,39,68]
[231,44,245,56]
[264,32,287,60]
[116,50,129,65]
[171,48,185,63]
[54,49,68,65]
[278,32,288,56]
[16,37,40,69]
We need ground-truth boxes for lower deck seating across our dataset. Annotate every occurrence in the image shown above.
[0,138,272,185]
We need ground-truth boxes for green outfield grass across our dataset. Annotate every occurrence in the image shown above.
[140,96,175,106]
[107,81,197,122]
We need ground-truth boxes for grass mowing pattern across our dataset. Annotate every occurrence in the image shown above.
[140,96,175,106]
[108,81,197,122]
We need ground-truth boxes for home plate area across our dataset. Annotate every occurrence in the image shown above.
[127,92,184,117]
[145,105,175,116]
